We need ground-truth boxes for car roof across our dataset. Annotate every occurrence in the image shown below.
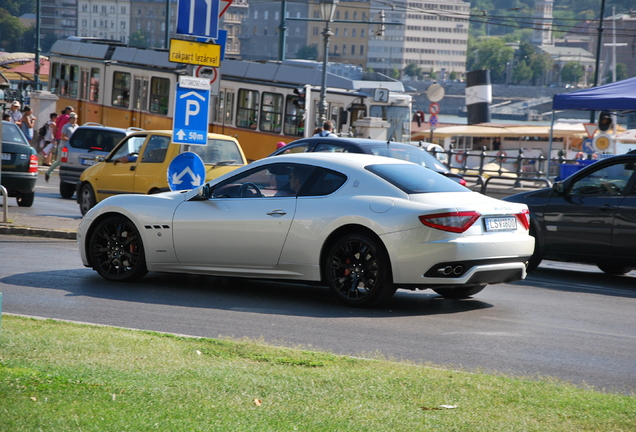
[258,150,413,169]
[77,123,136,133]
[126,130,240,142]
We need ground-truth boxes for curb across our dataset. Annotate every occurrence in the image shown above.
[0,225,77,240]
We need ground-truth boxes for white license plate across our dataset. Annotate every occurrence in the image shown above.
[1,153,10,161]
[485,216,517,231]
[81,159,96,166]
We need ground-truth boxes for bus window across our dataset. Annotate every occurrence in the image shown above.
[259,92,283,133]
[237,89,258,129]
[283,95,305,137]
[149,77,169,115]
[112,71,131,108]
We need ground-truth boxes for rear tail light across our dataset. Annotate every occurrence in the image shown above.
[29,154,39,173]
[515,209,530,230]
[459,178,467,187]
[60,146,69,163]
[419,211,481,233]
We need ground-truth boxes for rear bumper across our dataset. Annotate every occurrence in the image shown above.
[60,165,84,186]
[1,172,37,195]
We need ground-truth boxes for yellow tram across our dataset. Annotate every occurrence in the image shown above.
[48,38,412,162]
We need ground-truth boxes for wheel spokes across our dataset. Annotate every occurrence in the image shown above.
[330,240,379,299]
[93,222,141,276]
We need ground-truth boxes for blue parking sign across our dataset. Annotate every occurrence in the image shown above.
[173,76,210,145]
[168,152,206,191]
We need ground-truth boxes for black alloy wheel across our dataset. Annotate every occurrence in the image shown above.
[325,233,395,307]
[88,216,148,281]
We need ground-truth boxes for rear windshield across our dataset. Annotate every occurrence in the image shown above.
[2,121,28,144]
[185,139,243,165]
[366,163,467,194]
[367,145,448,172]
[69,128,126,152]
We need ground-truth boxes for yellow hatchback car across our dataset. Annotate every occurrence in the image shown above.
[77,130,247,215]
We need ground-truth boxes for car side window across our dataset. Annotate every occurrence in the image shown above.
[570,162,635,196]
[212,163,313,198]
[141,136,170,163]
[278,144,311,154]
[302,168,347,196]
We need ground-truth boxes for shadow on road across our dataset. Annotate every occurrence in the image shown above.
[1,269,493,318]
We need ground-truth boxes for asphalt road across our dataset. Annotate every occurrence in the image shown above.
[1,235,635,395]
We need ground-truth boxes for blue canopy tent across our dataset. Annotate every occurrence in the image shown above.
[546,77,636,178]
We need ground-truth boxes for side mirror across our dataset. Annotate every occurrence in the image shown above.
[96,156,105,162]
[552,182,565,194]
[196,184,212,199]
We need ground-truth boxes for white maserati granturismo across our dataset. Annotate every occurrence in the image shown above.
[78,152,534,307]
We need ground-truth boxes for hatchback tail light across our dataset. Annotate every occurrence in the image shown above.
[29,154,39,173]
[515,209,530,230]
[419,211,481,233]
[60,146,69,163]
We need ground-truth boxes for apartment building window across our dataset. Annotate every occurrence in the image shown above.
[93,5,98,12]
[345,11,349,20]
[264,11,268,20]
[110,6,115,13]
[102,6,106,13]
[82,4,87,12]
[344,29,348,37]
[360,45,364,56]
[313,26,319,36]
[351,45,355,55]
[361,29,365,38]
[121,21,126,29]
[93,20,97,28]
[352,29,356,38]
[121,7,126,14]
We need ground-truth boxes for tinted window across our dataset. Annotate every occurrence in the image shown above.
[141,135,170,163]
[368,145,447,171]
[303,168,347,196]
[314,143,349,153]
[366,163,467,194]
[212,163,313,198]
[69,128,126,151]
[2,121,28,144]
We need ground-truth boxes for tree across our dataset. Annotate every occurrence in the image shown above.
[467,37,514,84]
[561,61,583,85]
[513,61,532,84]
[390,67,400,80]
[0,8,26,52]
[404,63,421,80]
[129,31,149,48]
[607,63,628,82]
[528,51,553,85]
[296,45,318,60]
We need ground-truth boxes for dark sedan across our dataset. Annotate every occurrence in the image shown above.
[504,152,636,274]
[269,137,466,186]
[1,120,38,207]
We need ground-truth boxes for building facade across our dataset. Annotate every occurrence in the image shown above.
[367,0,470,78]
[41,0,78,39]
[78,0,131,43]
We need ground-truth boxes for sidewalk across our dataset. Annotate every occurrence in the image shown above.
[0,213,80,240]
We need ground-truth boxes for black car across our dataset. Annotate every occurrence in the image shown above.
[504,152,636,274]
[269,137,466,186]
[1,120,38,207]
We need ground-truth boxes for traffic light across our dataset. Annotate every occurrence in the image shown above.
[598,111,612,132]
[293,87,306,109]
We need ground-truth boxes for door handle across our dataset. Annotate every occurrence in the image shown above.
[130,166,136,171]
[267,209,287,216]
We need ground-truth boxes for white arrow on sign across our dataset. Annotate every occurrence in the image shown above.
[171,166,202,186]
[176,129,187,140]
[180,91,206,126]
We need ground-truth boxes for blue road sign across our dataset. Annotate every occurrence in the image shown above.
[429,114,438,127]
[168,152,206,191]
[173,76,210,145]
[176,0,220,39]
[583,138,595,154]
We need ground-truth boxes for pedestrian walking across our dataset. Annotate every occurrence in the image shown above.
[41,113,58,166]
[20,105,36,141]
[46,112,78,182]
[313,121,337,137]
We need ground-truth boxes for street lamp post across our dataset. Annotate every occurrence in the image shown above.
[318,0,338,125]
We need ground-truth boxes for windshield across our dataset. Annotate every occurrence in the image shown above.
[366,163,467,194]
[186,139,243,165]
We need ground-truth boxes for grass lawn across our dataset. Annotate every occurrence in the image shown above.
[1,315,635,431]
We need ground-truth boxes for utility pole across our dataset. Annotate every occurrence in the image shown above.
[278,0,287,61]
[590,0,606,122]
[34,0,41,90]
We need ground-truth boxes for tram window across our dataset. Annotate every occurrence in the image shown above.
[150,77,169,115]
[80,69,89,100]
[112,71,131,108]
[69,65,80,98]
[225,91,234,124]
[236,89,259,129]
[89,68,100,102]
[51,62,60,94]
[59,64,70,96]
[259,92,283,133]
[283,95,305,137]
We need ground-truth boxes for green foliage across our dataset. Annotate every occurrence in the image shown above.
[296,45,318,60]
[561,61,584,84]
[1,0,36,16]
[129,31,149,49]
[0,9,27,52]
[467,37,514,83]
[390,66,400,80]
[608,63,629,82]
[404,63,422,79]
